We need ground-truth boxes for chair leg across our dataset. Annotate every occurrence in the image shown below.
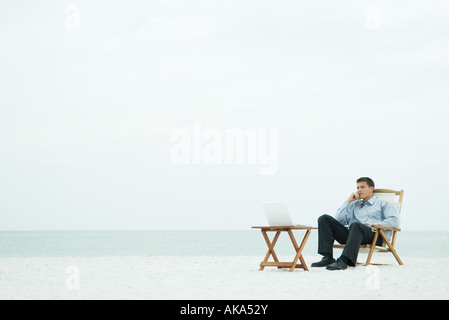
[379,229,403,265]
[365,231,379,266]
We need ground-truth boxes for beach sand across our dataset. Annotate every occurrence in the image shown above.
[1,255,448,300]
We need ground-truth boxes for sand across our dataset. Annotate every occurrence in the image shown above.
[1,255,448,300]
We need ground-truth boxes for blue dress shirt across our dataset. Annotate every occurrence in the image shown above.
[335,196,400,240]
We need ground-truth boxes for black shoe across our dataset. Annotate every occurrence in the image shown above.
[311,256,335,267]
[326,258,347,271]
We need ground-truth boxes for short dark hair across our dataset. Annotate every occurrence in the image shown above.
[356,177,375,188]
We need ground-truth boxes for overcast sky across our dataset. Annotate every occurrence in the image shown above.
[1,0,449,231]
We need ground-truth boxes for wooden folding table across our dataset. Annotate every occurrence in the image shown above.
[252,226,317,272]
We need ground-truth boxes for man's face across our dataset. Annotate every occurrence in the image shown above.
[357,181,373,199]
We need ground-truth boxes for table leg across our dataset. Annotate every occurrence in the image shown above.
[260,230,281,271]
[288,229,311,272]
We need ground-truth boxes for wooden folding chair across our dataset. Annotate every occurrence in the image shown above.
[333,189,404,266]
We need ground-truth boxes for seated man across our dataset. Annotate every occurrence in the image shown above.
[312,177,400,270]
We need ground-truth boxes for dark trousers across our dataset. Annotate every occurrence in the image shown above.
[317,214,383,266]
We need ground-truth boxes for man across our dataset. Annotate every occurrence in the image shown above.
[312,177,400,270]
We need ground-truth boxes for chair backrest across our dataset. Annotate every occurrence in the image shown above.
[373,189,404,213]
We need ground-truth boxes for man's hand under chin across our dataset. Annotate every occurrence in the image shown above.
[346,192,360,203]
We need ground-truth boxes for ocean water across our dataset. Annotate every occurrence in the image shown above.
[0,230,448,258]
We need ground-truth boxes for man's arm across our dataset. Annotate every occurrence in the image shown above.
[376,200,400,228]
[335,193,358,225]
[335,203,351,225]
[335,192,360,226]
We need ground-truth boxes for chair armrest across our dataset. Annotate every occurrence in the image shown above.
[370,224,401,232]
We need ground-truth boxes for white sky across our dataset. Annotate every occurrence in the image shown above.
[1,0,449,230]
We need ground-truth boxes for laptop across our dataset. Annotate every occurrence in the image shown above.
[262,202,296,226]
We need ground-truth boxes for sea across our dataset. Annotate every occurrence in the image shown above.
[0,230,448,258]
